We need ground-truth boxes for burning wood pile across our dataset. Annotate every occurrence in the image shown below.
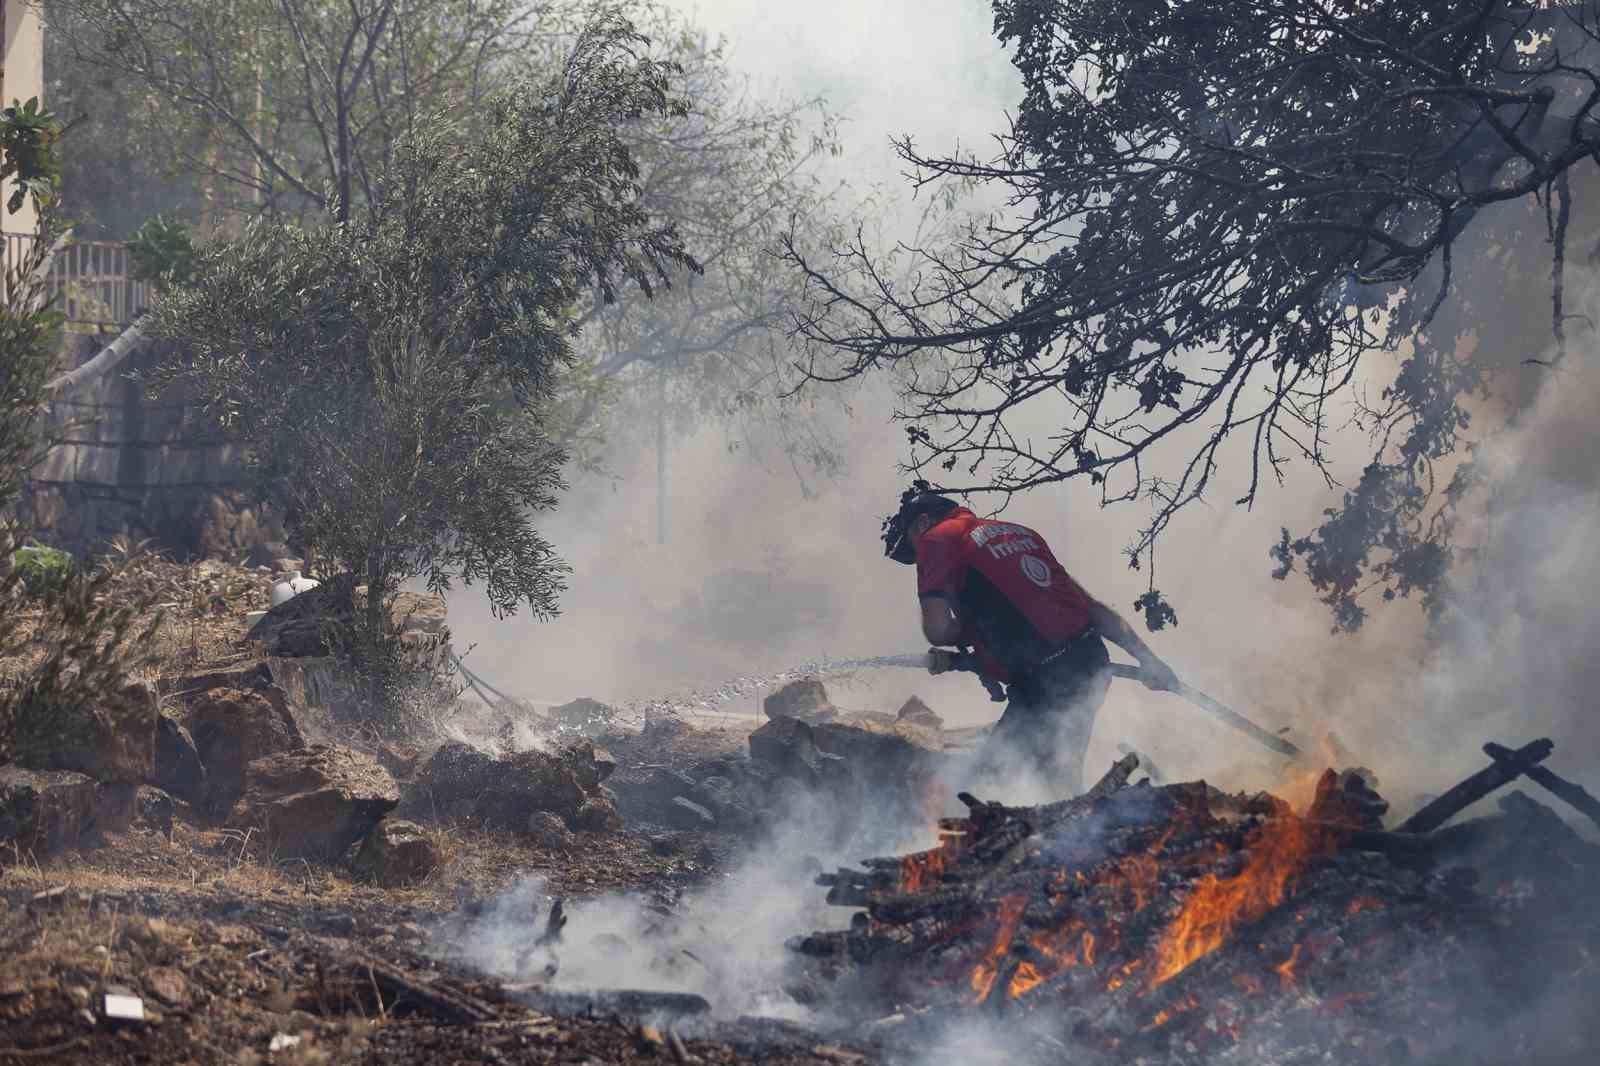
[792,741,1600,1064]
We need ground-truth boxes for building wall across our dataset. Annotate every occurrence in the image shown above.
[1,0,45,236]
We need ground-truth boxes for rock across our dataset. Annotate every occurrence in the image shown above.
[153,712,206,804]
[11,680,157,784]
[94,782,139,835]
[572,794,624,833]
[763,678,838,724]
[895,696,943,731]
[0,766,98,856]
[608,765,699,822]
[373,589,448,637]
[247,573,357,657]
[526,810,575,850]
[559,740,617,792]
[666,796,715,829]
[373,742,422,782]
[813,720,940,782]
[187,687,304,813]
[412,742,588,829]
[142,967,190,1009]
[548,697,617,737]
[748,716,852,785]
[133,786,175,836]
[166,662,278,699]
[263,619,333,658]
[231,745,399,860]
[355,587,451,667]
[690,775,754,831]
[352,819,439,886]
[640,713,688,741]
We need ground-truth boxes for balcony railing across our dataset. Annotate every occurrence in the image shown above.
[3,232,153,327]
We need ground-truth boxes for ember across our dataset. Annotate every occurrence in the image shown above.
[795,740,1600,1063]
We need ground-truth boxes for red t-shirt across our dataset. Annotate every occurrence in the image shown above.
[915,508,1094,681]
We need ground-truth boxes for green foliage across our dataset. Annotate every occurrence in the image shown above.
[1132,589,1178,633]
[44,0,550,224]
[128,215,196,286]
[151,15,696,641]
[0,534,162,766]
[0,83,161,770]
[10,544,75,599]
[0,97,61,214]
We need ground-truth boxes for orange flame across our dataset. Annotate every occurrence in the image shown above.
[1346,895,1384,916]
[969,895,1027,1003]
[898,833,964,894]
[1106,958,1143,991]
[1149,815,1333,987]
[1006,924,1097,998]
[1274,943,1303,989]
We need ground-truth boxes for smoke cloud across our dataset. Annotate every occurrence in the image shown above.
[445,0,1600,820]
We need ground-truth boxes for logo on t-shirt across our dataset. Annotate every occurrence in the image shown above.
[1019,554,1052,588]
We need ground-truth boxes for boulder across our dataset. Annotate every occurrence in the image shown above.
[895,696,943,731]
[382,590,448,637]
[608,765,699,821]
[166,662,279,700]
[153,712,206,804]
[640,713,689,741]
[133,785,176,837]
[548,697,617,737]
[188,687,304,813]
[689,775,754,831]
[247,574,357,657]
[0,766,98,856]
[559,740,617,792]
[352,819,439,886]
[373,742,422,782]
[748,716,849,785]
[11,680,157,784]
[526,810,575,850]
[813,720,940,782]
[572,793,625,833]
[231,744,399,860]
[412,742,587,829]
[762,678,838,724]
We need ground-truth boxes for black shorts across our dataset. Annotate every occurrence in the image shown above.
[1006,629,1111,707]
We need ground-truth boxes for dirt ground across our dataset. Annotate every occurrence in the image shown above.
[0,556,877,1064]
[0,754,871,1065]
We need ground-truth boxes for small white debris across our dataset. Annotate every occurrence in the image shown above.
[103,992,146,1021]
[268,1033,303,1053]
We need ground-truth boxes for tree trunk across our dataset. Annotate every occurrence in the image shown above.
[364,556,388,710]
[656,364,667,546]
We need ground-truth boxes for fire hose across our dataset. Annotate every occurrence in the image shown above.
[877,649,1301,759]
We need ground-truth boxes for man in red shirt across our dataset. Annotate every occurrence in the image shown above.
[882,484,1179,795]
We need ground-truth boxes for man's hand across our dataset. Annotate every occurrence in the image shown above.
[1138,656,1180,693]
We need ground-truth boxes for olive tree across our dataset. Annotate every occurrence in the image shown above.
[150,17,697,664]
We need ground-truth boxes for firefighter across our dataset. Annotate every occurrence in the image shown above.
[882,483,1179,795]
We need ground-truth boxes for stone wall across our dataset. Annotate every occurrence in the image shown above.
[11,335,285,560]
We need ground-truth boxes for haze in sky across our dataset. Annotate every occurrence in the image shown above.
[666,0,1021,224]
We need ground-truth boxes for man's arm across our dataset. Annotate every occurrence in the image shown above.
[920,595,964,646]
[1086,598,1180,691]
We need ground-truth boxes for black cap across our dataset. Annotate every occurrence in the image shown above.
[881,480,959,565]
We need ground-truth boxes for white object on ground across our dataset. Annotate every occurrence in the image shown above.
[103,992,145,1021]
[269,570,320,608]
